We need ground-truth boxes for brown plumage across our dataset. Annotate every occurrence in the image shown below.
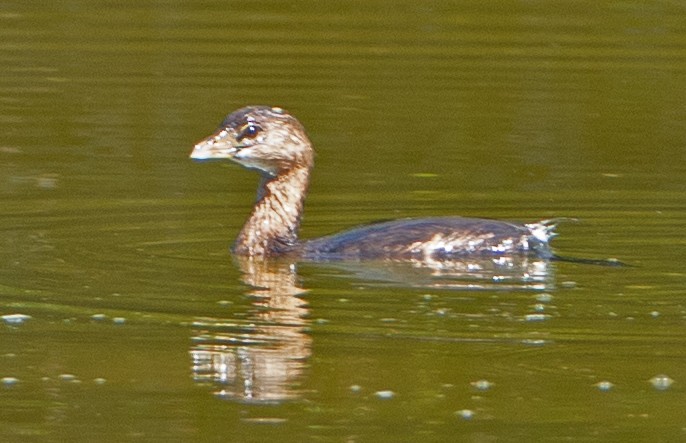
[190,106,556,260]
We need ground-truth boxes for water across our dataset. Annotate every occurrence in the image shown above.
[1,1,686,441]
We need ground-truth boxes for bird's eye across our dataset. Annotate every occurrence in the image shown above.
[237,123,261,141]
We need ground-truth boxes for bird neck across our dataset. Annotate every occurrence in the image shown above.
[233,165,311,256]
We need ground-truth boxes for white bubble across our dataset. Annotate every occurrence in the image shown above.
[524,313,549,322]
[2,314,32,325]
[2,377,19,386]
[595,381,614,392]
[455,409,474,420]
[649,374,674,391]
[374,390,395,399]
[471,380,494,391]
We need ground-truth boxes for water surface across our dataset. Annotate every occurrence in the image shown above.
[1,1,685,441]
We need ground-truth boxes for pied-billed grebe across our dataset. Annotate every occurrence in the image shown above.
[190,106,557,260]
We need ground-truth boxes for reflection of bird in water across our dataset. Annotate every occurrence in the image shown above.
[319,255,554,291]
[190,106,557,260]
[190,259,310,403]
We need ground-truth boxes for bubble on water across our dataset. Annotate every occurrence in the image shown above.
[524,313,549,322]
[241,417,288,425]
[58,374,77,382]
[112,317,126,325]
[374,390,395,399]
[470,380,494,391]
[649,374,674,391]
[91,314,107,321]
[2,377,19,387]
[521,339,548,346]
[594,381,614,392]
[455,409,474,420]
[2,314,32,325]
[94,378,107,385]
[349,384,362,393]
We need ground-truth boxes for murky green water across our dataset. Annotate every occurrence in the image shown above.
[1,1,685,441]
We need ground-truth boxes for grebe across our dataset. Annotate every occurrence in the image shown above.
[190,106,557,260]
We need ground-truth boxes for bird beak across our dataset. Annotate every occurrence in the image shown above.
[189,130,239,160]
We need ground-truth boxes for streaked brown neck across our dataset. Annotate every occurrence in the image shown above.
[233,165,311,257]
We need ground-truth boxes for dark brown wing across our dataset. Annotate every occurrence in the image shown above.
[302,217,553,260]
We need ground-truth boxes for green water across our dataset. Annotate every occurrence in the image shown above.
[1,1,685,441]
